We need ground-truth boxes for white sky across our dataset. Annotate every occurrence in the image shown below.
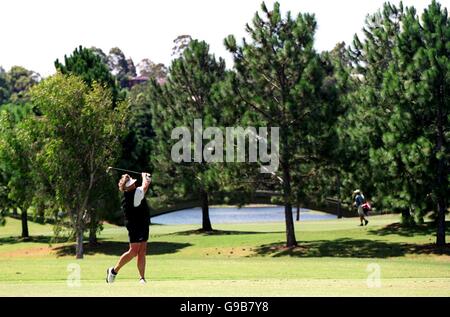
[0,0,445,77]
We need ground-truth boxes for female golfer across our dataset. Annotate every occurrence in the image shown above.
[353,189,369,226]
[106,172,151,284]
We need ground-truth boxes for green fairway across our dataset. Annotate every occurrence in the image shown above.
[0,214,449,296]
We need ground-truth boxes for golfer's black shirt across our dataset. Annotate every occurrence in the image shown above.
[122,189,150,225]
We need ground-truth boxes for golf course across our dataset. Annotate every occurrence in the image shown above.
[1,212,449,297]
[0,1,449,301]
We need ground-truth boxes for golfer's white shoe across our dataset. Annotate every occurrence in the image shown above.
[106,267,116,284]
[139,278,147,284]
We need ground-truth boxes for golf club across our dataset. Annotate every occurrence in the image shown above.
[106,166,144,176]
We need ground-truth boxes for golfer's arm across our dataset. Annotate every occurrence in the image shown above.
[142,179,151,194]
[142,183,149,194]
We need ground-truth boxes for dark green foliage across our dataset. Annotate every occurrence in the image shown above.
[0,66,39,105]
[376,1,449,244]
[0,103,34,230]
[225,2,335,247]
[337,1,448,245]
[0,67,10,105]
[119,83,155,174]
[55,45,119,103]
[337,2,405,211]
[150,39,227,231]
[29,73,127,258]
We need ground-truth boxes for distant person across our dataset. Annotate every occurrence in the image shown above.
[353,189,369,226]
[106,172,151,284]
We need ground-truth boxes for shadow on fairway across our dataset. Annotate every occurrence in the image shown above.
[0,235,68,245]
[253,238,450,258]
[368,221,450,237]
[54,240,192,257]
[172,229,283,236]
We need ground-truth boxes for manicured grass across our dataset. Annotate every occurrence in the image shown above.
[0,214,449,296]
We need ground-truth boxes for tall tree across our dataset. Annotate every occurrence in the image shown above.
[225,2,329,247]
[4,66,40,104]
[376,1,449,245]
[336,2,407,218]
[55,45,119,103]
[29,73,127,258]
[119,83,155,174]
[150,39,226,232]
[0,110,35,238]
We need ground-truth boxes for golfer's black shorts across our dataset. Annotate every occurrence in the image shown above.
[126,221,149,243]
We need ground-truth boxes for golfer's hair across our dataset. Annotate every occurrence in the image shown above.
[118,174,130,192]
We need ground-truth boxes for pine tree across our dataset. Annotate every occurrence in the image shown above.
[379,1,449,245]
[225,2,331,247]
[149,40,226,232]
[55,45,119,104]
[337,2,406,217]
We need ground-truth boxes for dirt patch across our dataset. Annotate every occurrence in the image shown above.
[1,246,57,258]
[202,247,256,257]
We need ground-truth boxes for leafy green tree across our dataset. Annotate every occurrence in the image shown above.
[0,67,10,105]
[29,73,127,258]
[0,103,34,229]
[119,83,154,173]
[375,1,448,245]
[336,2,406,217]
[149,39,226,231]
[2,66,40,104]
[55,45,119,104]
[0,110,35,238]
[225,2,330,247]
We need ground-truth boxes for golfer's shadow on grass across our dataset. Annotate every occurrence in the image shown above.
[54,240,192,257]
[253,238,450,258]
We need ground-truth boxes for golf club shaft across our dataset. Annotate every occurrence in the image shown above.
[108,167,142,176]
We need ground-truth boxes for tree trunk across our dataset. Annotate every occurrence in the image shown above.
[76,227,84,259]
[401,209,413,226]
[337,174,342,219]
[435,79,447,247]
[35,203,45,223]
[282,161,297,247]
[21,207,29,238]
[436,199,446,246]
[200,189,212,231]
[296,203,300,221]
[89,219,98,246]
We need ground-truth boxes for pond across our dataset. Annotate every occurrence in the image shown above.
[151,205,336,225]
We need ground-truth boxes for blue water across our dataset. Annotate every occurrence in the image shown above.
[152,206,336,225]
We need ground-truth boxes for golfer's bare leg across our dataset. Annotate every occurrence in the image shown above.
[114,243,140,273]
[137,241,147,279]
